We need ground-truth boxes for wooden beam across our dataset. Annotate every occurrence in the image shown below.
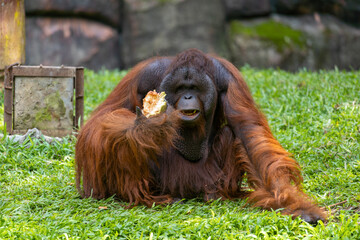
[0,0,26,82]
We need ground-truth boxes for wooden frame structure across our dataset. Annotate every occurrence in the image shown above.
[4,64,84,137]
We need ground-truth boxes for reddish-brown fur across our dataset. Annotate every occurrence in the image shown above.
[75,49,326,222]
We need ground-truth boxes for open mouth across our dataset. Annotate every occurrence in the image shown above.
[181,109,199,116]
[179,109,200,121]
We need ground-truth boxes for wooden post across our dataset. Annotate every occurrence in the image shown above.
[75,67,84,129]
[0,0,25,82]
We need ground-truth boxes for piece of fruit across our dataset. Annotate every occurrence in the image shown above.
[142,90,167,118]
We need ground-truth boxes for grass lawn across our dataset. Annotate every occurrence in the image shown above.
[0,67,359,239]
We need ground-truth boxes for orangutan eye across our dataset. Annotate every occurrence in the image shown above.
[176,85,186,93]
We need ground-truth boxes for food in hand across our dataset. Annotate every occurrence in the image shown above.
[142,90,167,118]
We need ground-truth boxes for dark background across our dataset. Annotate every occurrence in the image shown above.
[25,0,360,71]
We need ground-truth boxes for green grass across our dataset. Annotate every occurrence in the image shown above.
[1,68,359,239]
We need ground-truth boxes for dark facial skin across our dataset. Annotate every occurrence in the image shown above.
[159,67,217,162]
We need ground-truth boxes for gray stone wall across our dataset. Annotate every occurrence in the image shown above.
[13,76,74,136]
[24,0,360,71]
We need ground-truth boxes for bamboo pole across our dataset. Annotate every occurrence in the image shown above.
[0,0,25,82]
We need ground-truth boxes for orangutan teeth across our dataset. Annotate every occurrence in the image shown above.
[182,110,199,116]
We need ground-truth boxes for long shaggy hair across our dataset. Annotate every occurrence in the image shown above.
[75,49,326,223]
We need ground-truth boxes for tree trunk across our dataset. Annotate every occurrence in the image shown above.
[0,0,25,82]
